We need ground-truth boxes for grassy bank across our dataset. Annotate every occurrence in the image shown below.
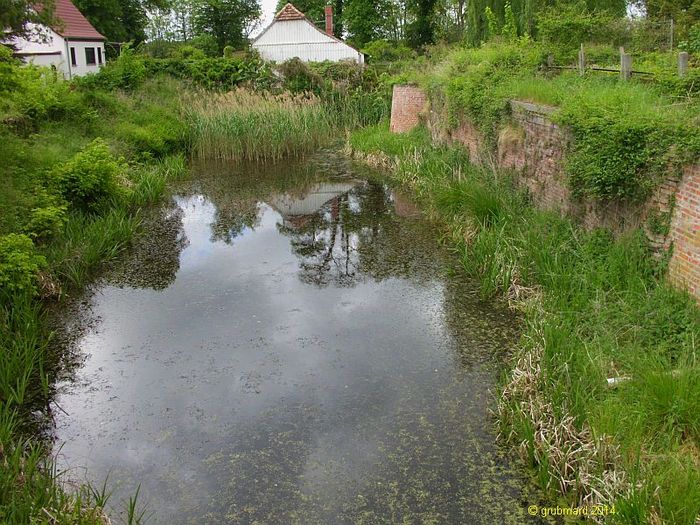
[0,47,189,523]
[405,41,700,203]
[350,123,700,524]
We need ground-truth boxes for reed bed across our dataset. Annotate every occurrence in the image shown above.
[186,89,336,161]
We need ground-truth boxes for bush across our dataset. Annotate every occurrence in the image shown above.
[362,40,414,62]
[0,234,46,298]
[680,23,700,56]
[23,201,68,240]
[537,2,626,52]
[278,58,323,93]
[79,46,146,91]
[50,139,126,212]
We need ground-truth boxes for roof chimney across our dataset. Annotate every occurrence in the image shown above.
[324,5,333,36]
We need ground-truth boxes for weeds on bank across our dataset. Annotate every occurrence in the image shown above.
[350,123,700,523]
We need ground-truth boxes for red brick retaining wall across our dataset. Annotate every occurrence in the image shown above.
[390,85,427,133]
[669,164,700,299]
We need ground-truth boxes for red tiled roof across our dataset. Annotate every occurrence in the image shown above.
[275,3,307,21]
[51,0,105,40]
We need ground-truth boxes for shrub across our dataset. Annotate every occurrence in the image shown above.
[50,139,126,212]
[362,40,414,62]
[79,46,146,91]
[278,58,323,94]
[0,234,46,298]
[24,204,68,240]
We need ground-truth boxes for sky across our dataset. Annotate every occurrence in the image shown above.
[252,0,280,36]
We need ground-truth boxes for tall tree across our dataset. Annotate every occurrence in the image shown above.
[1,0,55,43]
[344,0,394,44]
[193,0,260,52]
[405,0,437,47]
[633,0,700,25]
[274,0,326,24]
[73,0,168,43]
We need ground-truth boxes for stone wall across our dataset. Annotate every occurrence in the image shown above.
[391,86,700,302]
[389,85,427,133]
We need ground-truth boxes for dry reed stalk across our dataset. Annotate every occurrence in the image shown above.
[498,314,630,520]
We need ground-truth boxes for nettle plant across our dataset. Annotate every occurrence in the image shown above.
[0,233,46,299]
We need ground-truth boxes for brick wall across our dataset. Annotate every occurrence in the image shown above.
[390,86,700,302]
[390,85,427,133]
[668,164,700,299]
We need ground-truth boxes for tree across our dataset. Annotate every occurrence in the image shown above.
[73,0,168,43]
[633,0,700,32]
[405,0,437,47]
[193,0,261,53]
[275,0,326,24]
[0,0,55,43]
[344,0,394,45]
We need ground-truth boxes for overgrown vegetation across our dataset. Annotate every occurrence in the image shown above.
[407,40,700,202]
[350,123,700,524]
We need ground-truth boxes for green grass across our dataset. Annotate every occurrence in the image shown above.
[409,41,700,202]
[187,89,336,161]
[188,88,389,162]
[350,123,700,524]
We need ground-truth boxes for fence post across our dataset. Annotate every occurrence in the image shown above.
[578,44,585,76]
[669,19,674,51]
[679,51,689,77]
[547,54,554,68]
[620,48,632,81]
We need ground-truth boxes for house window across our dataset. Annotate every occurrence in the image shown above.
[85,47,96,65]
[97,47,103,65]
[70,47,77,66]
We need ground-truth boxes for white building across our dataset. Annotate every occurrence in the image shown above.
[252,3,364,64]
[11,0,106,79]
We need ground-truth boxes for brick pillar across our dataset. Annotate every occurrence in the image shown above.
[390,85,427,133]
[668,163,700,303]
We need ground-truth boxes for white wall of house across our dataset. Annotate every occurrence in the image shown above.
[12,24,105,78]
[65,40,106,77]
[13,25,70,77]
[253,19,363,63]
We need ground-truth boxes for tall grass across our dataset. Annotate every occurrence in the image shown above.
[186,89,335,161]
[350,123,700,523]
[186,88,389,162]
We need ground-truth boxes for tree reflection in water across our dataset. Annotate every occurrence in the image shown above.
[187,154,441,288]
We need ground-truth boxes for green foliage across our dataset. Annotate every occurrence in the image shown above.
[536,1,626,52]
[0,234,46,299]
[0,0,55,41]
[680,22,700,55]
[556,83,700,200]
[361,40,415,62]
[142,55,273,90]
[50,139,126,212]
[24,203,68,241]
[192,0,260,53]
[79,46,147,91]
[278,58,323,94]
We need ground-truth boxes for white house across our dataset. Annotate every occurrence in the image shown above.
[11,0,106,79]
[252,3,364,64]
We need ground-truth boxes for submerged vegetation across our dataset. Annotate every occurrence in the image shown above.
[350,123,700,523]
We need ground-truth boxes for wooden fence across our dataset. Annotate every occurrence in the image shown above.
[545,45,691,80]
